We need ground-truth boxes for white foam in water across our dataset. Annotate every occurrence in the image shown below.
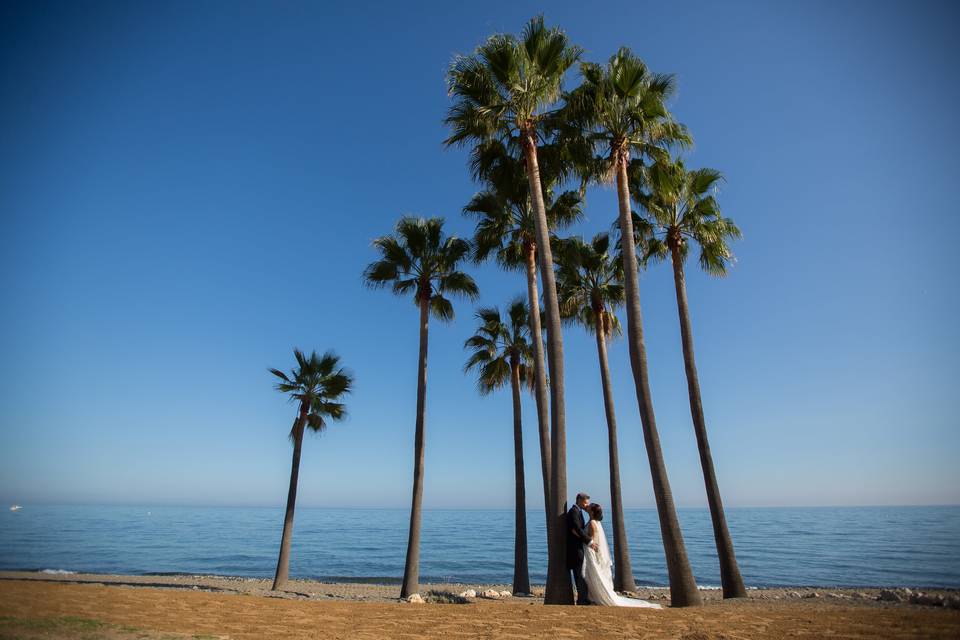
[40,569,76,575]
[636,584,756,591]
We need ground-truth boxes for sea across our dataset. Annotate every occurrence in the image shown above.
[1,505,958,588]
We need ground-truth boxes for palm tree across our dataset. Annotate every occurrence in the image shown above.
[563,47,702,606]
[363,216,478,598]
[446,16,582,604]
[464,140,582,548]
[464,299,537,595]
[554,233,636,593]
[269,349,353,591]
[633,159,747,598]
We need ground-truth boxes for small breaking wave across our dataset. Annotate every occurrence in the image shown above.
[39,569,77,575]
[634,584,757,590]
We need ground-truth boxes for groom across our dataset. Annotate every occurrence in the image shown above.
[567,492,599,605]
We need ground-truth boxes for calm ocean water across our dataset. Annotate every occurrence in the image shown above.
[1,505,958,588]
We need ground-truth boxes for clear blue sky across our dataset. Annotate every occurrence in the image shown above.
[2,1,958,510]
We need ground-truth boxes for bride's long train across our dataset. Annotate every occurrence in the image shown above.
[582,523,662,608]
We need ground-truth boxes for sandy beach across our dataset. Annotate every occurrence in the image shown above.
[1,572,958,639]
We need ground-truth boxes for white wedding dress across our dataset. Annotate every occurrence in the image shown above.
[582,521,662,608]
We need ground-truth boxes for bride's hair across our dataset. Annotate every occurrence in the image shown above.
[588,503,603,521]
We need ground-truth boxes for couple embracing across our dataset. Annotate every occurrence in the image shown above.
[566,492,661,608]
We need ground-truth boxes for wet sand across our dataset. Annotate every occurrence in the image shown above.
[1,573,959,639]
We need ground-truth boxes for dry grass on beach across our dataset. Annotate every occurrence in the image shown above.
[2,577,959,640]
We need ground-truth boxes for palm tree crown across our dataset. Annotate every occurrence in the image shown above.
[464,299,536,395]
[554,233,624,339]
[269,349,353,435]
[363,216,479,318]
[465,141,582,271]
[563,47,688,172]
[633,159,741,275]
[445,15,582,150]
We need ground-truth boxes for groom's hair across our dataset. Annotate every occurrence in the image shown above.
[575,492,590,503]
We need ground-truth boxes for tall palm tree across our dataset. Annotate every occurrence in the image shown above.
[269,349,353,591]
[446,16,582,604]
[363,216,479,598]
[554,233,636,593]
[464,299,537,595]
[464,140,582,548]
[563,47,702,606]
[633,159,747,598]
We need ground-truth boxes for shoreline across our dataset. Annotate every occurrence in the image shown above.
[14,568,960,592]
[2,570,958,607]
[23,569,957,591]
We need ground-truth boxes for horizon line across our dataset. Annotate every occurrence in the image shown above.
[6,502,959,510]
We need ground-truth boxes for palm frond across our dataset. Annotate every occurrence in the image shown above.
[268,368,291,383]
[430,294,455,322]
[438,270,480,299]
[305,412,327,433]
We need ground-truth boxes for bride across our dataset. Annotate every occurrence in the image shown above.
[582,503,662,608]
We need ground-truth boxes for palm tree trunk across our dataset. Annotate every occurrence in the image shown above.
[522,131,572,605]
[592,312,636,593]
[524,242,553,549]
[272,405,307,590]
[510,359,531,595]
[614,155,701,607]
[400,295,430,598]
[670,247,747,598]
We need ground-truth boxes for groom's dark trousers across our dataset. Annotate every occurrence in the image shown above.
[566,504,592,605]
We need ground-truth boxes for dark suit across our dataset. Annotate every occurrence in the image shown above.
[566,503,593,604]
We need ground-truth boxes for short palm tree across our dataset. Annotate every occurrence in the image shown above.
[633,159,746,598]
[464,139,582,546]
[269,349,353,591]
[464,299,536,595]
[363,216,478,598]
[554,233,636,593]
[563,47,701,606]
[446,16,582,604]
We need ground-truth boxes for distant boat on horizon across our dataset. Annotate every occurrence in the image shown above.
[10,505,22,511]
